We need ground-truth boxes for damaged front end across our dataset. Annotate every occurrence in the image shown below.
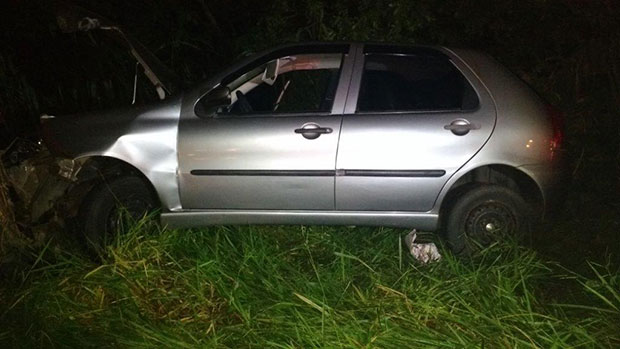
[0,4,183,235]
[1,139,89,233]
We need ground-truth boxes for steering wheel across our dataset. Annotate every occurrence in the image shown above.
[235,90,253,113]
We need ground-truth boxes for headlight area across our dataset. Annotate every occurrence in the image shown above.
[1,138,87,229]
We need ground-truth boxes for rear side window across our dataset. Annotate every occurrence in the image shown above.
[357,54,479,112]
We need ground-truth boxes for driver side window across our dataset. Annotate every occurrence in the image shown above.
[225,53,343,115]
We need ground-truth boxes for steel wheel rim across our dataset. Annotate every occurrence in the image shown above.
[464,200,517,245]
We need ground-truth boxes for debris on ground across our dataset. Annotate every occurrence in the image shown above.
[404,229,442,264]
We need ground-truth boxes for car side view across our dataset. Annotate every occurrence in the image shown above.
[36,41,563,254]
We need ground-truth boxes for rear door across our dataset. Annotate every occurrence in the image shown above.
[335,45,496,211]
[178,45,355,210]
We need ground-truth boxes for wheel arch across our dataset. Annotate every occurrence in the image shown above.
[79,154,157,190]
[437,164,544,228]
[66,155,161,213]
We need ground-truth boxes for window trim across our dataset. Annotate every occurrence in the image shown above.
[224,55,344,116]
[214,111,334,119]
[351,108,478,117]
[221,44,350,86]
[194,45,357,118]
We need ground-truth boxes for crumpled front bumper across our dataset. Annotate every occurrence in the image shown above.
[1,139,84,227]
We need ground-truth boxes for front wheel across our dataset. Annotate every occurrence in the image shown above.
[79,175,157,248]
[444,185,530,256]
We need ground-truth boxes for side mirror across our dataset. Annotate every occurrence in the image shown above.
[195,85,231,118]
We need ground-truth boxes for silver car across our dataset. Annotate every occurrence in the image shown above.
[39,42,563,253]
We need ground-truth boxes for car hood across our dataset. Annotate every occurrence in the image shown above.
[55,2,181,97]
[41,96,183,158]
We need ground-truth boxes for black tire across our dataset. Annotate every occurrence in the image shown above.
[79,175,156,248]
[444,185,530,256]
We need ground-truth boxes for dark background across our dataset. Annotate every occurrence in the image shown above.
[1,0,619,266]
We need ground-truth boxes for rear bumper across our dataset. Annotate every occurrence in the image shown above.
[518,154,569,219]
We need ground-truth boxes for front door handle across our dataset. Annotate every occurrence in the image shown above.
[294,123,333,140]
[444,119,480,136]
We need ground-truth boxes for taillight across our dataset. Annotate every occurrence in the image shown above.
[545,104,564,150]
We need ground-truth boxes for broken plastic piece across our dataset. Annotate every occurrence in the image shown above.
[404,229,441,264]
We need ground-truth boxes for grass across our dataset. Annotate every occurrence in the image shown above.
[0,221,619,348]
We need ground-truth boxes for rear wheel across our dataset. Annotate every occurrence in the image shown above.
[444,185,530,256]
[79,175,156,248]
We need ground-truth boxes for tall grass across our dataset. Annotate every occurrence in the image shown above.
[1,221,618,348]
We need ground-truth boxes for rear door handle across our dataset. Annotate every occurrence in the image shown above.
[444,119,480,136]
[294,123,333,140]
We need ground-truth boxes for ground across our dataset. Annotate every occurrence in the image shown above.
[0,211,618,347]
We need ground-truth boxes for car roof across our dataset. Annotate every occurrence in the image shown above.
[261,41,445,53]
[220,42,449,85]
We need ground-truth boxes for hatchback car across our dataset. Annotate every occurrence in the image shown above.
[40,42,563,254]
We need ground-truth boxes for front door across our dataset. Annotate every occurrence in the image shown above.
[336,45,496,211]
[178,47,353,210]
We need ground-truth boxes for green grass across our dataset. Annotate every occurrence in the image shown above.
[1,222,619,348]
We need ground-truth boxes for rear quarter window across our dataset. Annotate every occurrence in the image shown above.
[357,53,479,112]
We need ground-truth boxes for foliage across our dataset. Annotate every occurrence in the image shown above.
[0,158,19,257]
[1,224,619,347]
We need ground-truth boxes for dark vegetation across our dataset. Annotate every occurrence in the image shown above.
[1,0,619,347]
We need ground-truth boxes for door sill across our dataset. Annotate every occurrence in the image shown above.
[161,210,438,231]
